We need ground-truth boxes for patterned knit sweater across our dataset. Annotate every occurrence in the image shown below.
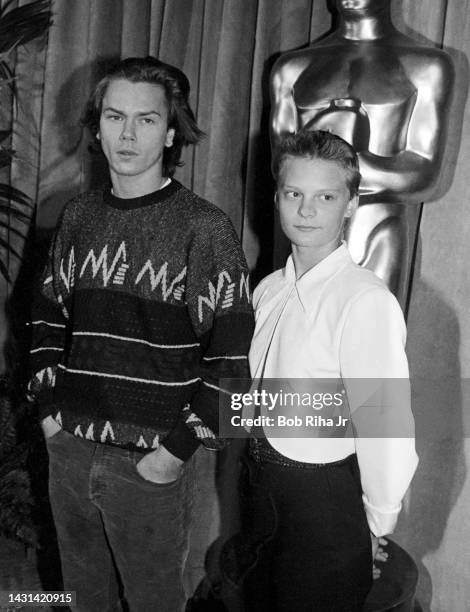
[30,180,254,460]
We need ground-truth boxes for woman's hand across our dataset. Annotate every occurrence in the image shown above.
[371,534,389,580]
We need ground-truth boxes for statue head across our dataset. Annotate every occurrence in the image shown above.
[336,0,391,15]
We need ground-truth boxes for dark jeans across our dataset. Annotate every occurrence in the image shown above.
[241,453,372,612]
[46,429,194,612]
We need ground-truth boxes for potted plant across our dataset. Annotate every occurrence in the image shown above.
[0,0,52,547]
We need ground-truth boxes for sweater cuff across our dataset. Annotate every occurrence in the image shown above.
[37,388,56,421]
[161,420,201,461]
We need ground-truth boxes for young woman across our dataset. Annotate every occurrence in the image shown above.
[242,130,418,611]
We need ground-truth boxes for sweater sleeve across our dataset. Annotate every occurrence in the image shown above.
[29,210,70,420]
[339,287,419,537]
[161,207,254,461]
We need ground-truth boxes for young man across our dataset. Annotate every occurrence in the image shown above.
[242,130,418,611]
[29,57,254,612]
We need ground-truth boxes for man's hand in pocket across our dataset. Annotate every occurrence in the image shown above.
[41,415,62,439]
[136,446,183,484]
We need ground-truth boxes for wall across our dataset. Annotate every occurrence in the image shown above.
[394,3,470,610]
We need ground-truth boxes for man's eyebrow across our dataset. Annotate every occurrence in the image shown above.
[102,106,123,114]
[137,110,161,116]
[102,107,161,116]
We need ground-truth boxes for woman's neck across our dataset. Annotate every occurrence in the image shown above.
[291,241,341,279]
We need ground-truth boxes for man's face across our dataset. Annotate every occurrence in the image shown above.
[276,156,357,255]
[98,79,175,186]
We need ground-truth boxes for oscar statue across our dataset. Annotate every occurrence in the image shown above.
[270,0,454,310]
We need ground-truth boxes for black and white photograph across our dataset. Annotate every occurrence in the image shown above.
[0,1,467,611]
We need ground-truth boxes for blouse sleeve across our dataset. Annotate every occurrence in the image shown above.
[339,286,419,537]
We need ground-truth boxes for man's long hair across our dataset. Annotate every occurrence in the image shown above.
[82,56,204,177]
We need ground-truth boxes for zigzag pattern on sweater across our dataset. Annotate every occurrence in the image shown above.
[53,409,216,450]
[135,260,186,300]
[54,410,161,448]
[58,242,250,313]
[80,241,128,287]
[59,242,189,302]
[198,271,251,322]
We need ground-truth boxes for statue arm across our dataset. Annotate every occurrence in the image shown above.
[359,54,454,203]
[270,56,308,151]
[358,151,434,202]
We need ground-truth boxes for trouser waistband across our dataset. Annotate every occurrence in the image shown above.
[249,437,355,469]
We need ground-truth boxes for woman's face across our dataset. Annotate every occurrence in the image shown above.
[276,156,357,258]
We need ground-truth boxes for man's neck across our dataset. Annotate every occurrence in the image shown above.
[338,9,393,41]
[110,173,168,199]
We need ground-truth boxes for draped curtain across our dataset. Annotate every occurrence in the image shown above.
[6,0,453,277]
[5,1,470,609]
[5,0,333,281]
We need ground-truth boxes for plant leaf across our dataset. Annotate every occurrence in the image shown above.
[0,205,31,222]
[0,62,14,81]
[0,255,11,282]
[0,185,32,206]
[0,75,15,86]
[0,221,27,241]
[0,0,17,15]
[0,60,16,99]
[0,148,15,169]
[0,236,23,260]
[0,0,52,55]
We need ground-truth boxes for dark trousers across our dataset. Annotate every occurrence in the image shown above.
[46,429,194,612]
[241,453,372,612]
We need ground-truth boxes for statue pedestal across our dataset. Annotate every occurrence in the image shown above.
[194,535,421,612]
[365,538,420,612]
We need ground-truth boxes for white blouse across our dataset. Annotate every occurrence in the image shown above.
[249,244,418,537]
